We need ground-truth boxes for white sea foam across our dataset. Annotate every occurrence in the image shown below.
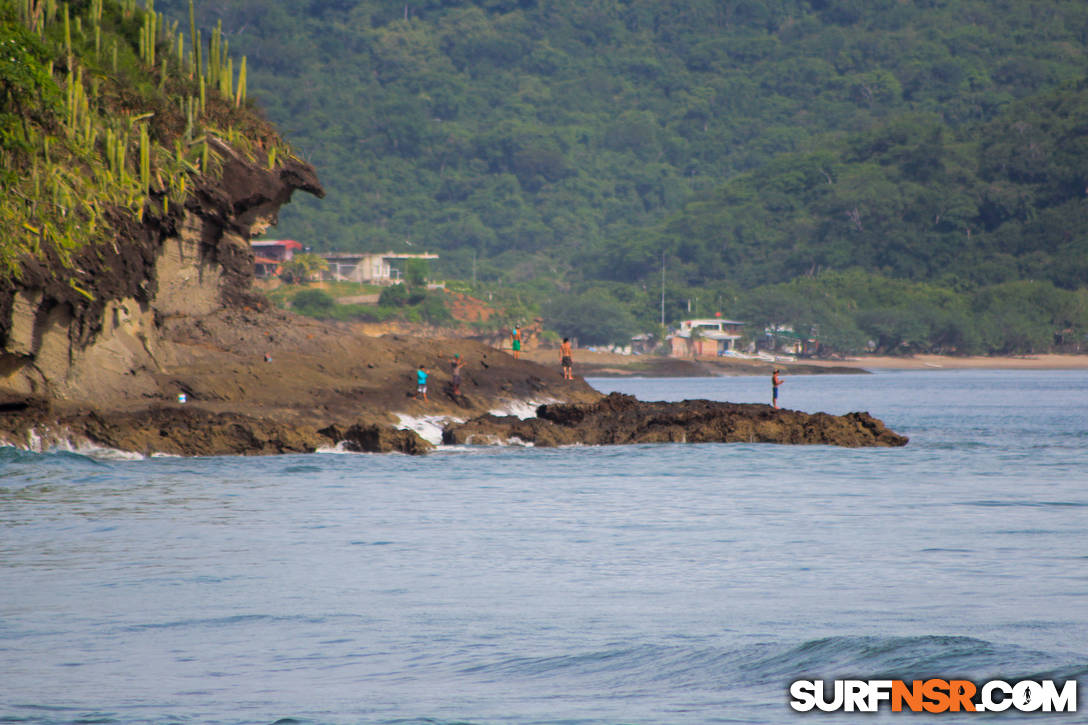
[488,398,556,420]
[14,430,146,460]
[462,433,535,447]
[315,440,355,454]
[394,413,464,445]
[394,398,553,446]
[47,437,146,461]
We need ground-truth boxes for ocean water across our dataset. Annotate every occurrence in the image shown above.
[1,370,1086,724]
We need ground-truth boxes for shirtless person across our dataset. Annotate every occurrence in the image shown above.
[772,369,783,409]
[559,337,573,380]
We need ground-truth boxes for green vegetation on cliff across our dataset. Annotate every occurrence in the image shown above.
[0,0,286,283]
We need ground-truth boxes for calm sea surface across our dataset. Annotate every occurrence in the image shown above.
[1,370,1086,724]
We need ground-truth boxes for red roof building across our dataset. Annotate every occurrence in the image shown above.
[251,240,303,262]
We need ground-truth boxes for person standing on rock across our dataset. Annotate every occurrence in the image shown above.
[450,353,464,396]
[772,368,784,409]
[416,364,429,402]
[560,337,574,380]
[511,325,522,360]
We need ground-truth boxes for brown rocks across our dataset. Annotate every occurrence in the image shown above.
[443,392,908,448]
[320,423,433,455]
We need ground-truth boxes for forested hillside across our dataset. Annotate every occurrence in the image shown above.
[155,0,1088,352]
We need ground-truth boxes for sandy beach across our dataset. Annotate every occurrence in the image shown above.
[802,353,1088,370]
[522,348,1088,375]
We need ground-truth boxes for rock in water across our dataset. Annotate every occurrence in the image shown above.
[443,392,908,448]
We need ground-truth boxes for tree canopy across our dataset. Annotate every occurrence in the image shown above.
[148,0,1088,353]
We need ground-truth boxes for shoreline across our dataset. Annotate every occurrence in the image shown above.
[522,349,1088,376]
[802,353,1088,371]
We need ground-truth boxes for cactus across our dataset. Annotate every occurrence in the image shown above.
[195,28,202,82]
[188,0,197,72]
[235,56,247,106]
[209,21,219,85]
[62,3,70,65]
[139,123,150,191]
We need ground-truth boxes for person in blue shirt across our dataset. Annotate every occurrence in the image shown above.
[416,365,428,402]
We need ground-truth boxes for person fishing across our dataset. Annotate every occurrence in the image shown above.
[772,368,784,409]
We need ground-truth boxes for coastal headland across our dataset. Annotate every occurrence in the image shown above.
[0,138,601,456]
[0,107,904,456]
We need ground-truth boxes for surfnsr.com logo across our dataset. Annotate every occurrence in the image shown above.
[789,679,1077,713]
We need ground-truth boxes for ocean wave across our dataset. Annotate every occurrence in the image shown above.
[0,438,143,463]
[459,635,1086,690]
[0,445,112,469]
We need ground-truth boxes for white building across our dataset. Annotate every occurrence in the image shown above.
[320,252,439,284]
[669,317,746,357]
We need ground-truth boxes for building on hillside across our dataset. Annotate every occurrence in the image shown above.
[319,252,439,284]
[668,317,746,357]
[630,333,657,355]
[762,326,821,357]
[251,240,303,278]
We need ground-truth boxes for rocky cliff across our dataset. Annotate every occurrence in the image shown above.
[1,136,321,404]
[0,137,600,456]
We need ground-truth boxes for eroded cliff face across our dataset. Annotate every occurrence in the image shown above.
[0,138,323,405]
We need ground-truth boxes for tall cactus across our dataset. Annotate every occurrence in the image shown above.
[139,123,150,191]
[235,56,247,106]
[62,2,71,67]
[188,0,198,74]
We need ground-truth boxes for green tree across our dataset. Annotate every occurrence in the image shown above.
[404,258,429,287]
[279,253,330,284]
[544,289,637,347]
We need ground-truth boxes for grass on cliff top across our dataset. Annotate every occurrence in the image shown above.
[0,0,293,285]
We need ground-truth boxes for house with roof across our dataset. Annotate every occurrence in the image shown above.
[251,240,302,278]
[318,252,439,284]
[669,317,747,357]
